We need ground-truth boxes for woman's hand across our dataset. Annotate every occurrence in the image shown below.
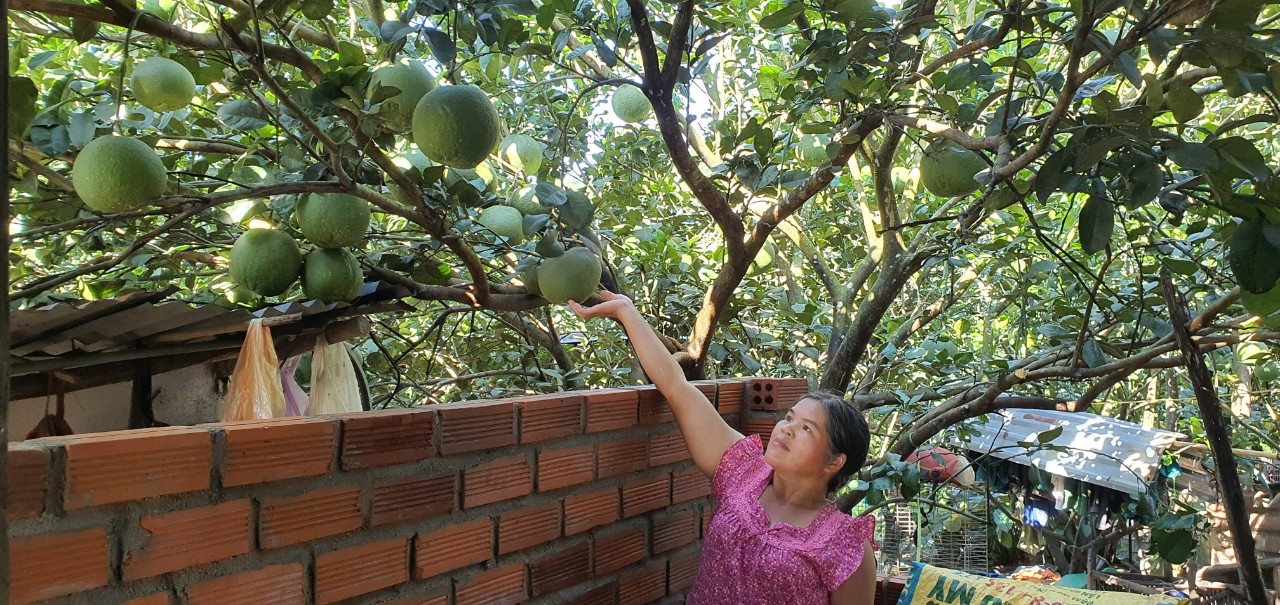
[567,290,634,321]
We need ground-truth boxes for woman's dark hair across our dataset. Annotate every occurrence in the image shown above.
[802,392,871,494]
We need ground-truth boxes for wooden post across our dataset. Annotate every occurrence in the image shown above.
[1161,270,1268,605]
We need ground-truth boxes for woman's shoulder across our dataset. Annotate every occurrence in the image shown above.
[711,434,768,498]
[809,511,877,552]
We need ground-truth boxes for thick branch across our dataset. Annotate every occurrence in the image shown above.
[365,266,545,312]
[13,0,322,81]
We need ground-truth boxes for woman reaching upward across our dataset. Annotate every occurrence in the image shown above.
[570,291,878,605]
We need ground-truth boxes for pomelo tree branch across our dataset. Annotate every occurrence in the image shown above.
[11,0,323,81]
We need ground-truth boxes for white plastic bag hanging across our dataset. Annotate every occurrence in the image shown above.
[307,337,362,415]
[223,318,286,421]
[280,355,310,417]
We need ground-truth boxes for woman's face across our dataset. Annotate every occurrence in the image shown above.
[764,397,838,481]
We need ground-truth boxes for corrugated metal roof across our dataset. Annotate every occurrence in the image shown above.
[9,281,413,375]
[959,408,1185,494]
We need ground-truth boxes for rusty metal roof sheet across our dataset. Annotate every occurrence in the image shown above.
[959,408,1185,494]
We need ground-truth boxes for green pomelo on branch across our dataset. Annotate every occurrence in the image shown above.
[508,185,546,216]
[412,84,502,169]
[919,140,987,198]
[498,134,543,175]
[479,205,526,244]
[130,57,197,112]
[71,136,169,213]
[303,248,364,302]
[444,161,499,193]
[229,228,303,297]
[519,264,542,296]
[368,60,437,132]
[297,193,371,249]
[611,85,651,123]
[796,134,829,167]
[537,247,602,304]
[536,231,565,258]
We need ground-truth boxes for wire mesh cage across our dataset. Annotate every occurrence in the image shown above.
[874,486,991,576]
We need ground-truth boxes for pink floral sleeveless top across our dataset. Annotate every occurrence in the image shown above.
[687,434,877,605]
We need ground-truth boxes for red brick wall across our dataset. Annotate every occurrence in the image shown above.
[6,378,809,605]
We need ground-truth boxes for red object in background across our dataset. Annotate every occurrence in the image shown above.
[906,447,974,486]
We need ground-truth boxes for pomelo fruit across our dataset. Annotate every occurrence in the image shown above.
[368,60,436,132]
[229,228,303,297]
[303,248,364,302]
[498,133,543,175]
[508,185,547,216]
[444,160,498,193]
[297,193,371,249]
[538,247,601,303]
[130,57,196,112]
[796,134,829,167]
[478,205,525,244]
[72,136,169,213]
[919,140,986,198]
[519,265,542,295]
[611,85,651,123]
[412,84,501,169]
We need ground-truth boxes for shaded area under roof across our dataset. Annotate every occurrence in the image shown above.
[10,281,414,399]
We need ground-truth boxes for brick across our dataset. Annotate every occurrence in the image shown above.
[464,455,531,508]
[584,389,638,432]
[669,550,701,594]
[653,510,697,554]
[125,500,252,581]
[710,379,745,415]
[498,502,560,555]
[537,444,594,492]
[633,386,674,424]
[530,543,590,597]
[565,487,619,535]
[738,414,778,445]
[221,418,335,487]
[565,583,617,605]
[57,427,211,509]
[8,445,49,519]
[11,528,109,605]
[341,409,435,470]
[648,431,690,467]
[120,594,171,605]
[593,527,645,576]
[618,562,667,605]
[692,381,718,409]
[596,437,647,479]
[438,400,516,454]
[746,378,808,411]
[701,507,713,535]
[316,538,410,605]
[371,473,455,527]
[377,598,448,605]
[455,562,526,605]
[622,475,670,518]
[518,393,584,443]
[185,563,304,605]
[414,517,492,578]
[672,467,711,504]
[260,485,362,549]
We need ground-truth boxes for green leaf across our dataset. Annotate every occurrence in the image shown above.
[338,41,365,68]
[1036,425,1065,445]
[534,182,568,207]
[1229,220,1280,293]
[1078,195,1114,254]
[7,76,38,140]
[1125,161,1163,208]
[1166,79,1204,123]
[422,27,457,65]
[1081,339,1109,368]
[217,100,269,131]
[1167,142,1218,172]
[1213,137,1270,181]
[68,111,95,149]
[759,2,807,29]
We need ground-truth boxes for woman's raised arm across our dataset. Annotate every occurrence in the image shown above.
[570,291,743,478]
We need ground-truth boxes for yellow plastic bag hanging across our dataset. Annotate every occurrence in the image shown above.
[308,337,362,415]
[222,318,286,421]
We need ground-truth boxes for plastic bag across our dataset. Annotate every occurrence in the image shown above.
[222,318,286,421]
[280,355,310,417]
[307,338,362,415]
